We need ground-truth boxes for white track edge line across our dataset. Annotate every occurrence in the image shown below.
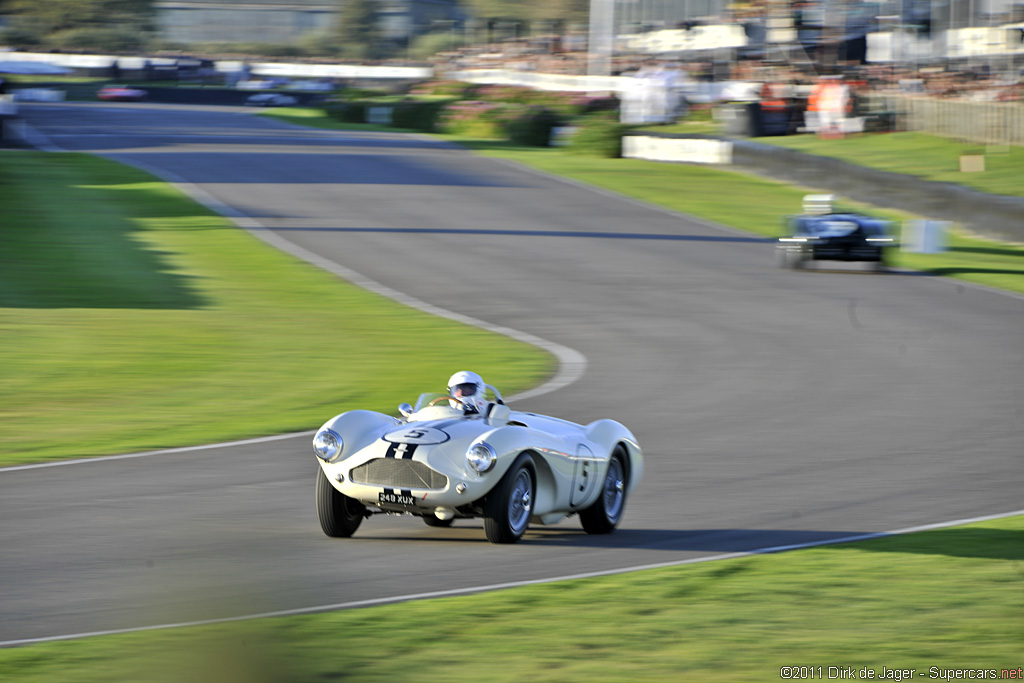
[0,432,313,473]
[2,507,1021,648]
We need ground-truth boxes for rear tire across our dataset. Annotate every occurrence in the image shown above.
[316,468,365,538]
[484,454,535,544]
[580,447,629,535]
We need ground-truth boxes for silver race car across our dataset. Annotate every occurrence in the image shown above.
[312,386,643,544]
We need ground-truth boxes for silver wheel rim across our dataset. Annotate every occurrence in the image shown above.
[603,458,625,522]
[508,469,533,534]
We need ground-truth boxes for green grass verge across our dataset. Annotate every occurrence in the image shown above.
[261,109,1024,297]
[260,106,419,134]
[0,151,552,466]
[1,514,1020,681]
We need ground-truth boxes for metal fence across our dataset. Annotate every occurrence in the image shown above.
[867,93,1024,147]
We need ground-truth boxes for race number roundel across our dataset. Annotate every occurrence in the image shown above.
[383,427,450,445]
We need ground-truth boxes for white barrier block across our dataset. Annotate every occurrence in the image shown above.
[549,126,578,146]
[367,106,393,125]
[902,220,949,253]
[11,88,65,102]
[622,136,733,164]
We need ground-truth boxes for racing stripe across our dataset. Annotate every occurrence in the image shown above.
[384,442,419,459]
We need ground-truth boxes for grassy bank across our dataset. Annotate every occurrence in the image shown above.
[640,122,1024,200]
[756,132,1024,199]
[1,514,1020,681]
[0,151,551,465]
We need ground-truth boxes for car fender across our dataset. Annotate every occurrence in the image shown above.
[317,410,401,464]
[466,424,568,516]
[584,419,644,496]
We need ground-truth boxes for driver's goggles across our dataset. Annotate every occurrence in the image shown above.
[451,383,479,396]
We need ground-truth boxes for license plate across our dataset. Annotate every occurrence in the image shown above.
[379,491,416,508]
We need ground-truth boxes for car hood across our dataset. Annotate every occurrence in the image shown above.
[356,416,498,474]
[379,415,506,448]
[364,412,577,478]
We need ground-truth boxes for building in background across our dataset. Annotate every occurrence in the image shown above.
[154,0,461,46]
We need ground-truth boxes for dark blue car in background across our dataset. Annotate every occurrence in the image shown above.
[778,195,896,271]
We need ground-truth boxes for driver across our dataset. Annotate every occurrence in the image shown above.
[447,370,488,414]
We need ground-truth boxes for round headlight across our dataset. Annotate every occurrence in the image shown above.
[466,442,496,474]
[313,429,341,462]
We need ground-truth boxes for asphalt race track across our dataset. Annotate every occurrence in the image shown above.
[3,103,1022,645]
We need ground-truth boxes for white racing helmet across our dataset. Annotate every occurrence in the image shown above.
[447,370,487,413]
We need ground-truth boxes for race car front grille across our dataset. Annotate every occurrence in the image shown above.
[349,459,449,490]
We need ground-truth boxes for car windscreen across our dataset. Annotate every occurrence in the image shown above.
[799,217,861,238]
[413,393,454,412]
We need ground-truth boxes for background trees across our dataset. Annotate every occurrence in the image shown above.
[462,0,588,28]
[334,0,381,60]
[0,0,156,52]
[0,0,591,59]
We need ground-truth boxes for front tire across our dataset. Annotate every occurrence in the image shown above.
[580,448,628,535]
[316,468,365,538]
[484,454,535,544]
